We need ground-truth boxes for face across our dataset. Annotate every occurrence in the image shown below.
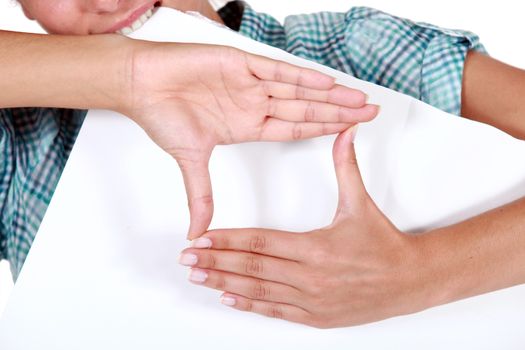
[19,0,220,35]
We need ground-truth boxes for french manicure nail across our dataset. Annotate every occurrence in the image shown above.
[220,296,236,306]
[178,253,198,266]
[189,269,208,283]
[191,237,212,249]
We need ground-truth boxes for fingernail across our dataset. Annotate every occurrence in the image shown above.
[349,125,359,143]
[191,237,212,249]
[189,269,208,283]
[220,296,237,306]
[178,253,198,266]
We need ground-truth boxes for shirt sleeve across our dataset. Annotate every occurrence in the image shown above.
[239,4,486,116]
[0,107,85,279]
[0,109,13,263]
[341,7,487,115]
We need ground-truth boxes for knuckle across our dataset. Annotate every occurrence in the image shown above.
[296,68,305,85]
[304,101,316,122]
[205,253,217,269]
[248,234,268,254]
[188,194,213,209]
[251,280,270,299]
[266,304,284,319]
[347,152,358,166]
[307,276,326,298]
[274,62,283,81]
[244,299,254,312]
[292,123,303,140]
[244,256,264,276]
[213,235,229,249]
[213,275,227,290]
[295,85,306,100]
[337,105,344,122]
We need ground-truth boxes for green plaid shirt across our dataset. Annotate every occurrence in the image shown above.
[0,108,85,277]
[0,4,485,279]
[239,4,486,115]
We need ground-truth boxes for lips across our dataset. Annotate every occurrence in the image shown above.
[106,1,160,34]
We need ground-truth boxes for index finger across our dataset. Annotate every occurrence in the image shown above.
[245,53,335,90]
[191,228,309,261]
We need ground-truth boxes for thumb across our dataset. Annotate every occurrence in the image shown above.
[332,126,367,217]
[177,153,214,240]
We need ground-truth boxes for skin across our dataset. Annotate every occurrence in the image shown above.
[462,50,525,140]
[18,0,525,139]
[7,0,379,238]
[15,0,525,327]
[160,1,525,328]
[180,128,525,328]
[18,0,223,34]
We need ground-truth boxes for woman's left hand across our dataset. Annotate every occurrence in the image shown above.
[179,127,433,328]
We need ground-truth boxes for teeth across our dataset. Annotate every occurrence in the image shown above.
[120,27,133,35]
[116,6,155,35]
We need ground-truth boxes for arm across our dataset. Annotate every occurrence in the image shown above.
[462,51,525,140]
[417,196,525,306]
[0,30,127,110]
[0,30,378,238]
[180,128,525,328]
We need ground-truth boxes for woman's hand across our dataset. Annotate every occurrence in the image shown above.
[122,43,379,239]
[178,127,430,328]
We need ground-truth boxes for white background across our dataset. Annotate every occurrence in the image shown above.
[1,0,524,317]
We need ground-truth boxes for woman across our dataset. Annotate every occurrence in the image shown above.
[0,2,377,276]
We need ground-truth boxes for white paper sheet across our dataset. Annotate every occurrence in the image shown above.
[1,9,525,349]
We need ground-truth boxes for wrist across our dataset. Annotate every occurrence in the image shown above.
[389,231,447,315]
[409,230,458,309]
[73,34,136,112]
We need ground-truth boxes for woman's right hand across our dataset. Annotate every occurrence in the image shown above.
[119,42,379,239]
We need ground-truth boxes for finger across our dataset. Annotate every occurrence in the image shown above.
[176,154,214,240]
[259,118,352,142]
[332,126,367,215]
[219,292,313,326]
[262,81,367,108]
[180,248,303,285]
[246,53,335,89]
[267,98,379,124]
[188,268,303,306]
[191,228,309,261]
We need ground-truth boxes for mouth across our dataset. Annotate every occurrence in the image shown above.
[108,1,161,35]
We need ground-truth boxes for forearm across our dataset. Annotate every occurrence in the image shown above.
[0,30,132,111]
[462,51,525,140]
[416,196,525,308]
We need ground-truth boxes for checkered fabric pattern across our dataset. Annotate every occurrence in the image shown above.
[239,5,486,115]
[0,108,85,278]
[0,3,486,279]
